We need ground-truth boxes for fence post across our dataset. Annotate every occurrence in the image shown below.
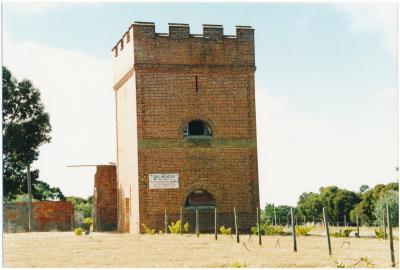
[387,205,395,267]
[196,208,199,237]
[179,206,183,235]
[257,207,262,245]
[344,215,347,227]
[383,209,387,240]
[234,206,239,243]
[273,205,277,226]
[291,207,297,252]
[214,207,218,240]
[323,207,332,255]
[164,209,168,234]
[356,212,360,238]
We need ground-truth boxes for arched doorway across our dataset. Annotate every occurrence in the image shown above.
[185,189,215,209]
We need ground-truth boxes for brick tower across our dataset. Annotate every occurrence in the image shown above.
[112,22,259,233]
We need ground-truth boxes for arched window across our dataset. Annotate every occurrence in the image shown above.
[185,189,215,209]
[183,120,212,137]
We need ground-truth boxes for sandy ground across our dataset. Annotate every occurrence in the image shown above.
[3,227,399,268]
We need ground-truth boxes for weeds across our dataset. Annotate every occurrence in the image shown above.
[220,226,232,235]
[74,227,83,236]
[142,224,156,234]
[331,229,354,238]
[374,228,385,239]
[295,226,314,236]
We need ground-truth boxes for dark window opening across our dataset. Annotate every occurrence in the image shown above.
[183,120,212,136]
[185,190,215,208]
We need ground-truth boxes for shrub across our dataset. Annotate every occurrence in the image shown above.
[184,222,189,233]
[74,227,83,236]
[374,228,385,239]
[295,226,314,236]
[220,226,232,235]
[251,224,284,235]
[83,217,93,225]
[331,229,353,238]
[264,225,284,235]
[142,223,155,234]
[168,220,181,234]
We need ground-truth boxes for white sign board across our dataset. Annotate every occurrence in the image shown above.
[149,173,179,189]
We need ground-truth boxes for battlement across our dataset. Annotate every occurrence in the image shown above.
[111,22,255,58]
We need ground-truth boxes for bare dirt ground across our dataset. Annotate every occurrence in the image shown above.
[3,227,399,268]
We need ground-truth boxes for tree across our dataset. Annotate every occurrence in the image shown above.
[262,203,293,225]
[297,192,323,222]
[374,190,399,227]
[359,185,370,193]
[32,180,65,201]
[66,196,93,218]
[3,66,52,201]
[351,182,399,225]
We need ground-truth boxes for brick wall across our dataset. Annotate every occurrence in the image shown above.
[113,22,259,233]
[93,165,117,231]
[3,201,73,232]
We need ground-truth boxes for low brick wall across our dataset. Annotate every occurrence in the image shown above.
[3,201,74,232]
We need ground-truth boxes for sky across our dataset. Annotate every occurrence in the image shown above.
[2,2,398,206]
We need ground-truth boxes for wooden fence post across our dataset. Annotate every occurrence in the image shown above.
[234,206,239,243]
[344,215,347,227]
[180,207,183,235]
[387,205,395,267]
[164,209,168,234]
[196,208,199,237]
[383,209,387,240]
[214,207,218,240]
[257,207,262,245]
[356,212,360,238]
[323,207,332,255]
[273,205,277,226]
[291,208,297,252]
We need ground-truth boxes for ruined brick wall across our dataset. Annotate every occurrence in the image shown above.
[93,165,117,231]
[112,22,259,233]
[3,201,73,232]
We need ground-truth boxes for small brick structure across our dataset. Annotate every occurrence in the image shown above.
[3,201,74,232]
[93,165,117,231]
[109,22,260,233]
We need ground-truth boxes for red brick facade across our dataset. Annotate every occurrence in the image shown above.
[3,201,73,232]
[93,165,117,231]
[112,22,259,233]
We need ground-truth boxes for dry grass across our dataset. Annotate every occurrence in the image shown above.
[3,226,399,268]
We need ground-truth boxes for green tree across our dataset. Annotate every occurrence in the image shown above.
[32,180,65,201]
[359,185,370,193]
[318,186,360,224]
[67,196,93,218]
[297,192,323,222]
[262,203,293,225]
[374,190,399,227]
[3,66,52,201]
[351,182,398,225]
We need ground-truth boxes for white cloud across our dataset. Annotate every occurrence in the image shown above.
[335,3,398,54]
[4,2,103,15]
[3,32,115,199]
[256,86,397,206]
[5,3,63,14]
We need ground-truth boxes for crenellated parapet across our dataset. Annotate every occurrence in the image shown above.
[112,22,255,64]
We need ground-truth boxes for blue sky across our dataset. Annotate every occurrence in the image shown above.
[3,2,398,206]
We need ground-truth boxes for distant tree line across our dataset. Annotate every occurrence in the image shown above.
[263,182,399,227]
